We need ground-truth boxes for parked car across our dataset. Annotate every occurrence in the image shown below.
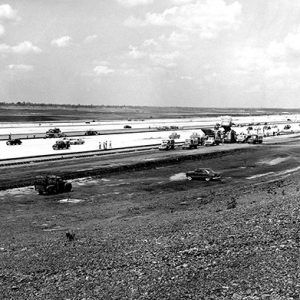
[186,168,221,181]
[124,125,132,129]
[169,132,180,139]
[69,138,85,145]
[85,130,99,136]
[6,138,22,145]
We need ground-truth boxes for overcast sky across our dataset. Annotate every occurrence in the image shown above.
[0,0,300,108]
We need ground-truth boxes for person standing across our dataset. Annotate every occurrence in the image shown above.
[109,140,112,149]
[99,141,102,150]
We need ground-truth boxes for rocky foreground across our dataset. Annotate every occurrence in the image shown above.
[0,146,299,299]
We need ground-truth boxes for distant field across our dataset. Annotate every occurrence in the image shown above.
[0,104,300,122]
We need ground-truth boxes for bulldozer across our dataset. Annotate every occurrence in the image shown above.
[52,140,70,150]
[34,175,72,195]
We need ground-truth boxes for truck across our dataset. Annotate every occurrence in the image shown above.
[236,133,250,143]
[247,134,263,144]
[45,128,67,138]
[169,132,180,139]
[158,139,175,150]
[190,133,206,146]
[204,136,219,146]
[182,138,198,149]
[34,175,72,195]
[52,140,71,150]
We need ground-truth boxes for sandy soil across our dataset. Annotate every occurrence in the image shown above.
[0,135,299,299]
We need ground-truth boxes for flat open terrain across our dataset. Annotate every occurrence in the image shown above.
[1,103,300,122]
[0,135,299,299]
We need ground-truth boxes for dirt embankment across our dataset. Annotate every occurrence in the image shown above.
[0,146,252,191]
[0,158,299,299]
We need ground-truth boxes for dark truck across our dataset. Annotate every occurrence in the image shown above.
[52,140,71,150]
[158,139,175,150]
[45,128,67,138]
[34,175,72,195]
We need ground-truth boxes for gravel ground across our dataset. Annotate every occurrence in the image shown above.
[0,149,299,299]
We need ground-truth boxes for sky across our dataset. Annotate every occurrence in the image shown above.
[0,0,300,108]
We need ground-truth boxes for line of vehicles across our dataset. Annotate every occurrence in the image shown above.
[44,128,100,139]
[5,128,93,149]
[158,116,264,151]
[4,117,297,150]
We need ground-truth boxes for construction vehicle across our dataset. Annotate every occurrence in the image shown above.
[204,136,220,146]
[222,129,237,143]
[158,139,175,150]
[190,133,206,146]
[220,116,233,131]
[6,138,22,145]
[236,133,250,143]
[169,132,180,139]
[52,140,70,150]
[247,134,263,144]
[34,175,72,195]
[85,130,99,135]
[182,138,198,149]
[214,116,237,143]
